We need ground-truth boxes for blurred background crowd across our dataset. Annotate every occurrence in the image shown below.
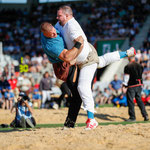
[0,0,150,110]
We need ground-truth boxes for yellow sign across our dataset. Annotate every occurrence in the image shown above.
[19,57,28,72]
[19,64,28,72]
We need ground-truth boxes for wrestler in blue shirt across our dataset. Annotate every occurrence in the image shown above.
[41,30,64,64]
[40,22,83,64]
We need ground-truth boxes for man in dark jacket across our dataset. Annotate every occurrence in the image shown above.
[123,56,149,121]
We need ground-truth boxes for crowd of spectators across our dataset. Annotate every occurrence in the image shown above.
[0,0,150,57]
[0,70,63,109]
[93,42,150,107]
[83,0,150,45]
[0,0,150,109]
[138,29,150,81]
[93,26,150,107]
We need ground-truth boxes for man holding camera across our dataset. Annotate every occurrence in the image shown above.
[10,92,36,128]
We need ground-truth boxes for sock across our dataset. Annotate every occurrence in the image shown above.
[87,111,94,119]
[119,51,127,59]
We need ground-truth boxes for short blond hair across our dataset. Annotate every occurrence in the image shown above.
[58,5,73,16]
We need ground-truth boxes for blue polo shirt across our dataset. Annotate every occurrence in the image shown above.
[32,93,41,100]
[41,30,65,64]
[110,80,122,90]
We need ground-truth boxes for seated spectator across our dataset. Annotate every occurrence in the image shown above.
[13,87,20,103]
[134,93,148,106]
[103,88,112,104]
[143,85,150,96]
[34,80,40,89]
[146,95,150,106]
[135,49,142,63]
[10,92,36,128]
[0,76,11,93]
[0,76,11,109]
[32,89,41,109]
[17,73,32,95]
[141,92,147,105]
[4,89,14,110]
[112,94,127,107]
[109,74,122,98]
[94,91,105,108]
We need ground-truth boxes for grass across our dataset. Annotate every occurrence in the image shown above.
[98,104,114,108]
[0,121,150,131]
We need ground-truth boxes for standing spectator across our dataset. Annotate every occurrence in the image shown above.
[123,56,149,121]
[39,72,53,108]
[109,74,122,98]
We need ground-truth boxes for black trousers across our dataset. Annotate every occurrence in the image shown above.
[57,82,72,107]
[126,86,148,119]
[64,65,96,127]
[64,65,82,127]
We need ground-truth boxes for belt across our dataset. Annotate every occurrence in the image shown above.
[128,79,143,88]
[128,84,143,88]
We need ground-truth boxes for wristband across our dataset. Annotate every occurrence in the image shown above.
[74,41,82,49]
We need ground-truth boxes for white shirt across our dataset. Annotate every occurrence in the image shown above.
[55,18,92,64]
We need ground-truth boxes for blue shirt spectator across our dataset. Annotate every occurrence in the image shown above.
[109,74,123,97]
[32,89,41,100]
[32,89,41,109]
[110,80,122,90]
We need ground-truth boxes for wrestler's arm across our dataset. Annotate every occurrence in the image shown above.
[58,36,84,63]
[73,36,84,55]
[56,22,84,63]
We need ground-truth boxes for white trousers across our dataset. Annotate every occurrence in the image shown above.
[77,51,120,113]
[42,90,51,104]
[98,51,120,68]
